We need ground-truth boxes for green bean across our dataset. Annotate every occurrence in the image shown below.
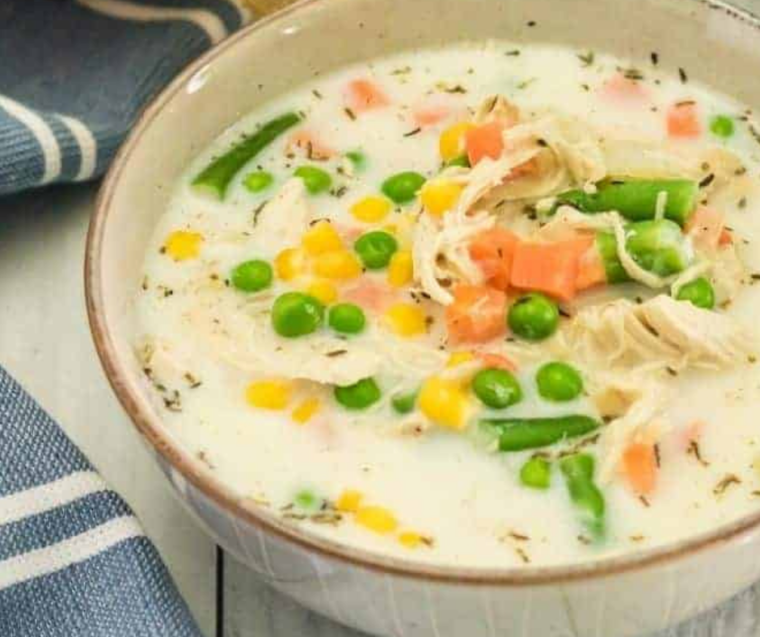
[595,231,630,284]
[480,415,601,452]
[625,219,690,277]
[193,111,302,199]
[559,453,605,539]
[556,179,698,226]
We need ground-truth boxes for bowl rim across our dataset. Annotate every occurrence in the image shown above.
[85,0,760,585]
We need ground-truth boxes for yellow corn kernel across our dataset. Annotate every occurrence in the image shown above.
[274,247,306,281]
[301,221,344,255]
[312,250,362,280]
[446,351,474,367]
[355,506,398,535]
[384,303,427,337]
[421,179,463,216]
[418,376,468,430]
[439,121,474,161]
[245,380,292,410]
[305,279,338,305]
[336,489,363,513]
[291,397,321,424]
[387,251,414,288]
[398,531,424,549]
[350,196,392,223]
[163,230,203,261]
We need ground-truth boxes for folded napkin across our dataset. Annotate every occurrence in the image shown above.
[0,0,250,196]
[0,367,203,636]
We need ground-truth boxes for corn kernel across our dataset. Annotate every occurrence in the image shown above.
[387,251,413,288]
[355,506,398,535]
[384,303,427,337]
[398,531,424,549]
[439,122,474,161]
[350,196,392,223]
[245,380,292,410]
[421,179,463,216]
[418,376,468,430]
[163,230,203,261]
[305,280,338,305]
[446,351,474,367]
[274,247,306,281]
[312,250,362,280]
[336,489,363,513]
[301,221,344,255]
[292,397,321,424]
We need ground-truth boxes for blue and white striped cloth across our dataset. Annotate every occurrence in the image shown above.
[0,0,250,195]
[0,1,250,634]
[0,368,202,636]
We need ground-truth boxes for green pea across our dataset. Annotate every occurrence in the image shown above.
[243,170,273,193]
[328,303,366,334]
[294,165,332,194]
[271,292,324,337]
[508,293,559,341]
[354,231,398,269]
[346,150,367,171]
[334,377,381,410]
[391,389,418,414]
[230,259,273,292]
[520,456,551,490]
[676,277,715,310]
[445,154,470,169]
[709,114,735,139]
[381,171,426,204]
[293,489,323,512]
[471,368,522,409]
[536,362,584,402]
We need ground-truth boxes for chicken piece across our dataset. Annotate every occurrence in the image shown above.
[254,178,313,251]
[566,294,755,373]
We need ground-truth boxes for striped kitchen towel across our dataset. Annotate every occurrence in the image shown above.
[0,366,203,636]
[0,0,251,196]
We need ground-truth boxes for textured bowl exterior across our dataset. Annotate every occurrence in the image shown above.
[86,0,760,634]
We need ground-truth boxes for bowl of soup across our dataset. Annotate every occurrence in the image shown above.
[85,0,760,634]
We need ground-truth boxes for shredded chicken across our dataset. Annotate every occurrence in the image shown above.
[565,294,755,373]
[254,178,313,251]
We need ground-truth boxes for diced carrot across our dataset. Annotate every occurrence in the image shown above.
[343,278,397,313]
[510,235,594,302]
[413,103,453,128]
[445,285,507,344]
[475,352,518,372]
[719,228,733,246]
[468,227,520,290]
[599,73,650,103]
[575,241,607,291]
[666,101,701,139]
[621,442,658,496]
[465,121,504,166]
[685,206,725,252]
[287,130,335,160]
[345,79,389,114]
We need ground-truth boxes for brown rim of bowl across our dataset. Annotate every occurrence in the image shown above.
[86,0,760,586]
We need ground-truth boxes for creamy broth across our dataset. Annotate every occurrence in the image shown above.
[135,42,760,567]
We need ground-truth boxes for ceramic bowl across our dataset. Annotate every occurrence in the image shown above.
[86,0,760,634]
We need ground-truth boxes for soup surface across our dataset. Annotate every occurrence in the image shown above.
[135,42,760,567]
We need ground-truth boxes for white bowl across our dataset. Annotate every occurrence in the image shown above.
[85,0,760,634]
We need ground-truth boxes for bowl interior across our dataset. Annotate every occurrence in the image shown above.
[89,0,760,579]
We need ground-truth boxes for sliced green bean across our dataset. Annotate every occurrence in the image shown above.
[595,231,630,284]
[556,179,698,226]
[625,219,690,277]
[480,415,601,452]
[520,456,552,490]
[559,453,605,540]
[193,111,302,199]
